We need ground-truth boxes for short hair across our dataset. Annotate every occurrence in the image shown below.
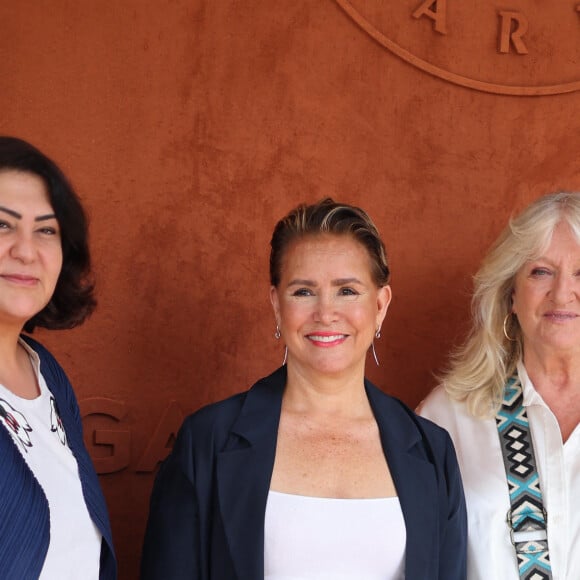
[269,198,390,288]
[0,136,96,332]
[442,192,580,417]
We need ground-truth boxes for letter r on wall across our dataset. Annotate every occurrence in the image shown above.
[498,11,529,54]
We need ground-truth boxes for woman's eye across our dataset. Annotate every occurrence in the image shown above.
[530,267,551,277]
[292,288,313,297]
[339,287,358,296]
[0,220,11,229]
[38,226,59,236]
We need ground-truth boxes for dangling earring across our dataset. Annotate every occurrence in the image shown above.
[274,324,286,364]
[372,326,381,366]
[503,313,516,342]
[371,343,380,366]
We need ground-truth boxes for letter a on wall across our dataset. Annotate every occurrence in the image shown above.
[413,0,447,34]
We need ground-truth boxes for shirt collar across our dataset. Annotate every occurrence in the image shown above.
[18,336,41,379]
[517,360,549,408]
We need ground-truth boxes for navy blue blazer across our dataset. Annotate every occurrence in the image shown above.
[141,367,466,579]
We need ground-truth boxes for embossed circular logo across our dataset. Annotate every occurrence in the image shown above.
[335,0,580,96]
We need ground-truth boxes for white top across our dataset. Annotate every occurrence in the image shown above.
[418,362,580,580]
[264,490,406,580]
[0,339,101,580]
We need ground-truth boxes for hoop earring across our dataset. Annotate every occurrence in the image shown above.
[282,346,287,366]
[503,313,516,342]
[274,325,281,340]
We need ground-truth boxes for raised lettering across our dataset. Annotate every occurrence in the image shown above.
[136,401,184,472]
[498,11,529,54]
[412,0,447,34]
[81,398,131,474]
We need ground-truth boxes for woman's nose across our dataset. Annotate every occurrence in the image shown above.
[550,273,576,305]
[9,232,36,263]
[313,295,338,323]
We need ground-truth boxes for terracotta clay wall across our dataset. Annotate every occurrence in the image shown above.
[2,1,580,577]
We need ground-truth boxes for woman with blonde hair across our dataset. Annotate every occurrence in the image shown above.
[420,191,580,579]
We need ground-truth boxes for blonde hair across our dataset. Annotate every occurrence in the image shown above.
[442,192,580,417]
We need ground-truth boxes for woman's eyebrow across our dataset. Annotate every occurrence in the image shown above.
[332,277,362,286]
[288,279,315,287]
[0,206,22,219]
[35,213,57,222]
[0,207,56,221]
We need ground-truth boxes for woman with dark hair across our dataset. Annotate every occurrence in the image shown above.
[141,198,466,579]
[0,136,116,578]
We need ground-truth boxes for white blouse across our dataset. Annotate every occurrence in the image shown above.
[264,490,406,579]
[419,362,580,580]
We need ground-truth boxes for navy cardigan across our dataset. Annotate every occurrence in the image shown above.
[141,367,466,579]
[0,336,116,579]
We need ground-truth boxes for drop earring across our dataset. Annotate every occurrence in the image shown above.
[372,327,381,366]
[274,324,286,364]
[371,343,380,366]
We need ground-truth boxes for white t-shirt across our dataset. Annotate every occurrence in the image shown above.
[418,362,580,580]
[0,339,101,580]
[264,490,406,579]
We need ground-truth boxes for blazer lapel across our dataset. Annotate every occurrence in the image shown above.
[216,368,286,580]
[367,384,439,579]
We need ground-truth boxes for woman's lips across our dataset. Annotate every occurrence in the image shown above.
[543,310,579,321]
[0,273,39,286]
[306,333,348,346]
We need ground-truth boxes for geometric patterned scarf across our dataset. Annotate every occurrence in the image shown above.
[495,373,553,580]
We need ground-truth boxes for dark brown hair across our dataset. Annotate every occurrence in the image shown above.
[0,136,96,331]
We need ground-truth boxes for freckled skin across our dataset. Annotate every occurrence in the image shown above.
[273,410,397,498]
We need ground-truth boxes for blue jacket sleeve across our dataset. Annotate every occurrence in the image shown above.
[140,419,201,580]
[439,430,467,579]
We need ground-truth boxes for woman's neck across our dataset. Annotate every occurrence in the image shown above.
[523,350,580,391]
[0,327,39,399]
[522,351,580,442]
[283,364,371,419]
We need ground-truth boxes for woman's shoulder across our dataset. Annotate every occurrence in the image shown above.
[20,335,58,364]
[19,335,72,395]
[180,390,249,437]
[417,384,464,424]
[366,382,453,446]
[178,366,286,440]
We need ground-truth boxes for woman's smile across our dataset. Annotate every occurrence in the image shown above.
[305,332,349,346]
